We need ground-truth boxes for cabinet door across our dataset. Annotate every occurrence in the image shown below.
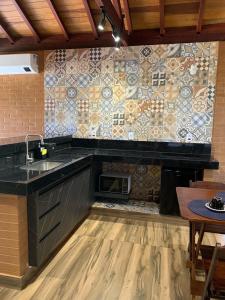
[60,167,91,236]
[159,167,203,215]
[159,168,181,215]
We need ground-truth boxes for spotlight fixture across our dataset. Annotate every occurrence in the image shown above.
[98,9,106,31]
[115,41,121,51]
[112,28,121,42]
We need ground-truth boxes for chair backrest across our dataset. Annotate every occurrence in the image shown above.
[189,180,225,190]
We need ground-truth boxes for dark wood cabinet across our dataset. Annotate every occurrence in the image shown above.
[159,167,203,215]
[28,166,91,266]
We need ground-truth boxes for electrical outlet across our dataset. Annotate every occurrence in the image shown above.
[89,126,97,138]
[128,131,134,140]
[186,132,193,143]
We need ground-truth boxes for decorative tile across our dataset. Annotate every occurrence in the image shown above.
[101,86,113,99]
[140,46,152,58]
[89,61,101,78]
[90,48,102,61]
[114,60,126,73]
[113,113,125,125]
[54,87,66,101]
[45,74,58,87]
[113,86,125,102]
[55,49,66,62]
[179,86,193,98]
[77,74,92,88]
[66,87,77,99]
[125,60,139,73]
[45,96,55,111]
[126,73,138,86]
[196,56,210,71]
[77,98,89,112]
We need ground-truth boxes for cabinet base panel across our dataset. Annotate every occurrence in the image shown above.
[0,266,37,290]
[0,213,90,290]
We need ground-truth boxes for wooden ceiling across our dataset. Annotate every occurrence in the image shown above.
[0,0,225,52]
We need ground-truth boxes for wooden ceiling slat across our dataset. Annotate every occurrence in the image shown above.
[112,0,122,20]
[82,0,98,38]
[11,0,41,41]
[131,12,159,30]
[46,0,69,40]
[196,0,205,33]
[122,0,132,34]
[165,13,197,28]
[0,23,15,43]
[159,0,165,35]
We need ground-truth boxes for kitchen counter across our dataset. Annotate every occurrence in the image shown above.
[0,137,219,195]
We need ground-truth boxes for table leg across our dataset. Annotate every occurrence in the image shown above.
[189,221,192,259]
[191,222,196,280]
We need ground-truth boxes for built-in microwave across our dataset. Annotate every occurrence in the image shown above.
[99,172,131,194]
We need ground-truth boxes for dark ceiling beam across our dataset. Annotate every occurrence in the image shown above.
[82,0,98,39]
[197,0,205,33]
[122,0,132,34]
[58,3,199,16]
[0,23,15,44]
[0,24,225,53]
[97,0,128,46]
[112,0,122,20]
[11,0,41,42]
[46,0,69,40]
[159,0,165,35]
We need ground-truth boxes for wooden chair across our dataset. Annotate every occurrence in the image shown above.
[189,181,225,261]
[200,243,225,299]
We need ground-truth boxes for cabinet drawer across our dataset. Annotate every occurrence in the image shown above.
[37,183,64,217]
[36,221,62,266]
[38,203,61,241]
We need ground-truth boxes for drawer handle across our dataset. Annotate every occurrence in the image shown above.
[39,202,61,220]
[39,222,61,243]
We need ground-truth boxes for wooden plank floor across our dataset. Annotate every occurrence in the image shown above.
[0,214,224,300]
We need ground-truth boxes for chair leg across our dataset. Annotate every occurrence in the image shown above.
[202,243,221,300]
[196,224,205,259]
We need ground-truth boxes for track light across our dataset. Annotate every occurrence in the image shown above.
[115,41,121,51]
[98,9,106,31]
[98,9,122,48]
[112,28,121,42]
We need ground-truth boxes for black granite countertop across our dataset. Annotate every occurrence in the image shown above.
[0,137,219,196]
[57,146,219,168]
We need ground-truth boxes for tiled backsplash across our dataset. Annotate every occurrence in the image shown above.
[44,42,218,143]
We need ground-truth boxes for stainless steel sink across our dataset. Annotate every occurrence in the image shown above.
[20,161,62,171]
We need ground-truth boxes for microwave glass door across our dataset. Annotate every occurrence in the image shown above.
[100,177,122,193]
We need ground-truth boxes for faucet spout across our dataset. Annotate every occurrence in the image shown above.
[25,134,44,164]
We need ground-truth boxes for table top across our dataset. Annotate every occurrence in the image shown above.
[176,187,225,225]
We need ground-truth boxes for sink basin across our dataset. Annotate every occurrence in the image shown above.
[20,161,62,171]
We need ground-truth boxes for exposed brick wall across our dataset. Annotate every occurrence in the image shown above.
[204,42,225,183]
[0,51,44,143]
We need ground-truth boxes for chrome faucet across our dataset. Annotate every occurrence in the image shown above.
[25,134,44,164]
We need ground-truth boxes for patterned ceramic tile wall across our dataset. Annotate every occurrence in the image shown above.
[44,42,218,143]
[102,162,161,202]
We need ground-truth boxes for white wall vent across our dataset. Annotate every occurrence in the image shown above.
[0,54,39,75]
